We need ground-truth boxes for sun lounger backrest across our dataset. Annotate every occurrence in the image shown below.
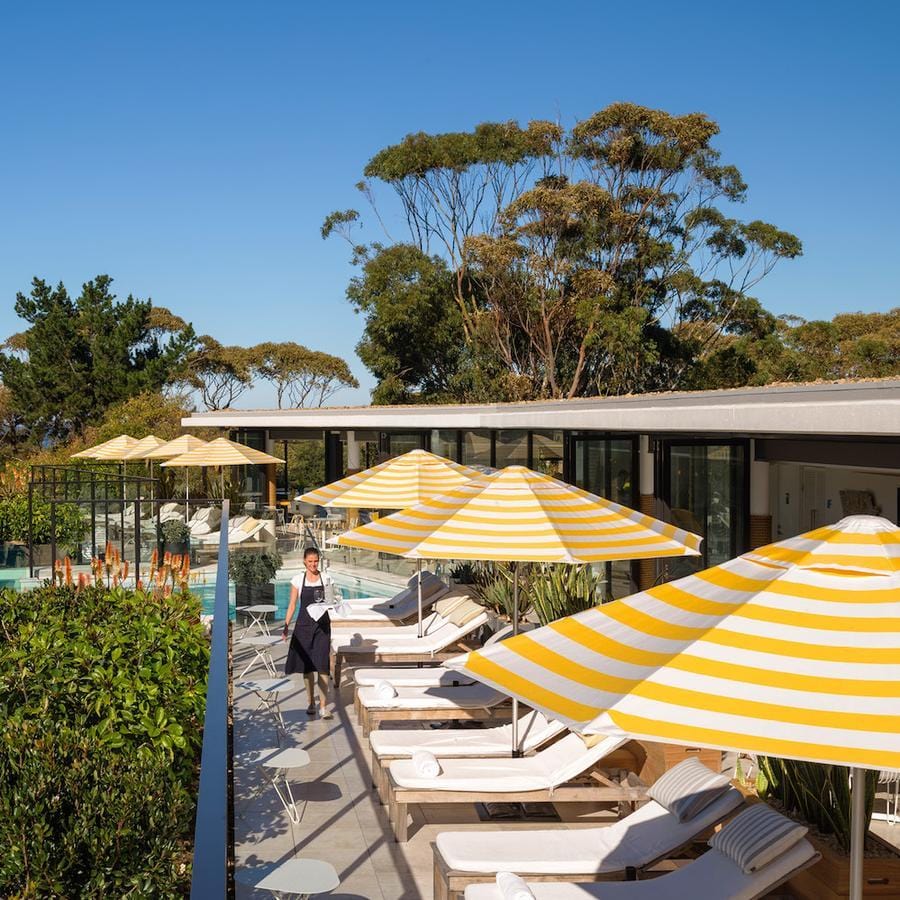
[535,731,630,786]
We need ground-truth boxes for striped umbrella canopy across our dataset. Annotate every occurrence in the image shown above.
[447,514,900,900]
[121,434,168,460]
[299,449,482,510]
[161,437,282,469]
[139,434,208,460]
[336,464,703,562]
[70,434,138,460]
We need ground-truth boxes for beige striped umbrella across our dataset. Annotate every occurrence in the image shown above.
[70,434,138,460]
[121,435,168,460]
[448,515,900,899]
[299,449,482,510]
[162,437,282,503]
[140,434,209,459]
[338,464,703,746]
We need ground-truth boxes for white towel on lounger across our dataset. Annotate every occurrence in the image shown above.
[374,680,397,700]
[496,871,534,900]
[412,750,441,778]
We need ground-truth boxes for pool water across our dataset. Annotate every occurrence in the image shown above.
[195,572,399,619]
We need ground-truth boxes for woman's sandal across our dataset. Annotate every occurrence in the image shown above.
[306,703,317,716]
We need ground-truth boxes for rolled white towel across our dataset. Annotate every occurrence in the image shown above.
[374,679,397,700]
[411,749,441,778]
[496,872,535,900]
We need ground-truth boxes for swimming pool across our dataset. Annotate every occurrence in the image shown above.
[194,570,403,618]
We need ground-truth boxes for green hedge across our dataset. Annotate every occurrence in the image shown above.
[0,495,84,546]
[0,584,209,897]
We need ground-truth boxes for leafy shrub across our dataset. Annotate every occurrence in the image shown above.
[0,583,209,896]
[757,757,877,852]
[159,518,191,545]
[0,495,84,546]
[229,549,283,586]
[528,563,605,625]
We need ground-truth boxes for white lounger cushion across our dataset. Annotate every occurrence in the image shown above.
[332,612,488,656]
[370,710,566,759]
[358,682,504,711]
[462,837,817,900]
[354,667,475,688]
[340,572,447,613]
[389,732,627,793]
[437,786,744,875]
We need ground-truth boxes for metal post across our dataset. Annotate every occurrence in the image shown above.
[134,497,141,586]
[416,558,424,639]
[849,767,866,900]
[28,481,34,578]
[119,474,125,565]
[511,562,520,757]
[50,500,57,574]
[90,478,97,560]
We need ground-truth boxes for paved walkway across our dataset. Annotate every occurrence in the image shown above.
[231,638,619,900]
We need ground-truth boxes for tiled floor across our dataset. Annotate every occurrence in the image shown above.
[231,640,621,900]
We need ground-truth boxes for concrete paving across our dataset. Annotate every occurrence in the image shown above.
[231,639,621,900]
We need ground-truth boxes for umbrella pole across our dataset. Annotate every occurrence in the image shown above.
[185,471,190,520]
[220,467,225,499]
[511,562,520,757]
[849,767,866,900]
[416,558,424,639]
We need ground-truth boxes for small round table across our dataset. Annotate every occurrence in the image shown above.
[255,747,310,824]
[236,858,339,899]
[243,603,278,636]
[236,677,295,734]
[237,634,283,678]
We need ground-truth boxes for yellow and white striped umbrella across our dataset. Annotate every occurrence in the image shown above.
[449,514,900,770]
[161,437,282,468]
[121,434,169,460]
[140,434,208,460]
[300,449,483,510]
[336,464,703,562]
[71,434,138,460]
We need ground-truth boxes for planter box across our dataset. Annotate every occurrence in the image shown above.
[235,584,276,605]
[788,834,900,898]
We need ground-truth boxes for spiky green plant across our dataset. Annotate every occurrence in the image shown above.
[528,563,605,625]
[473,563,525,620]
[757,757,877,852]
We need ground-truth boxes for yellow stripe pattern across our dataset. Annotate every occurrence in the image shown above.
[337,464,703,563]
[71,434,138,460]
[162,437,282,468]
[451,515,900,770]
[140,435,209,459]
[300,449,483,510]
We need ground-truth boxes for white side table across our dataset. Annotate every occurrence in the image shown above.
[254,747,311,824]
[236,858,339,899]
[244,603,278,636]
[237,634,283,677]
[236,677,295,733]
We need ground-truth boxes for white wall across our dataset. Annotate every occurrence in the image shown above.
[772,462,899,539]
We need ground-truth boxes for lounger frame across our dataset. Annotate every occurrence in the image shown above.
[430,796,751,900]
[386,745,642,843]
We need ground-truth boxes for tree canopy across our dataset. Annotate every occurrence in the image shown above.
[323,102,832,402]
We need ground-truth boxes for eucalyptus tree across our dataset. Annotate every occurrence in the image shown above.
[253,342,358,408]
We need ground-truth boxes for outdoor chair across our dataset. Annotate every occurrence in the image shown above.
[355,681,512,737]
[385,732,643,842]
[332,571,449,627]
[460,804,819,900]
[369,709,567,803]
[330,598,488,686]
[431,756,746,900]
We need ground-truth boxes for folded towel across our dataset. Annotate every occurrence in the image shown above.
[411,749,441,778]
[374,680,397,700]
[496,872,534,900]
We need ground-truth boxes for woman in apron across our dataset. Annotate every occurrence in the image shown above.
[282,546,333,719]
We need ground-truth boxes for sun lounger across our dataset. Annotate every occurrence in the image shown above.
[386,732,641,842]
[332,572,449,626]
[356,682,511,737]
[460,804,819,900]
[330,598,488,685]
[354,666,475,688]
[432,757,746,900]
[369,710,567,803]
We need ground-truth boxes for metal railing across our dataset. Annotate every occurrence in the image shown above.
[190,499,232,898]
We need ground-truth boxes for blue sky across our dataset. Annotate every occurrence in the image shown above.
[2,1,897,406]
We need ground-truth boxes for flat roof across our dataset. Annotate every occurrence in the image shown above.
[183,379,900,437]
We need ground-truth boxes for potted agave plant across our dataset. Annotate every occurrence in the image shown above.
[229,549,282,605]
[757,758,900,898]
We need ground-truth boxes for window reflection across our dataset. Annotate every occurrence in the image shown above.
[461,430,492,467]
[531,431,564,478]
[495,430,528,467]
[430,430,459,461]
